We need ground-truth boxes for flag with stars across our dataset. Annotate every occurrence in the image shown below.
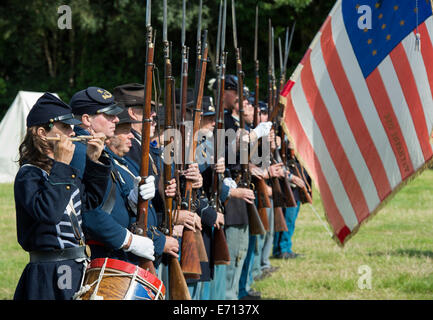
[280,0,433,246]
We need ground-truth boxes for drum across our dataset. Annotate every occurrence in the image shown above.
[74,258,165,300]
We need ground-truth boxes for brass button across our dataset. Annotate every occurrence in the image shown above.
[66,185,71,190]
[71,174,76,179]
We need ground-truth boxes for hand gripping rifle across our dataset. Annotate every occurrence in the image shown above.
[210,0,231,266]
[162,0,191,300]
[232,0,265,236]
[135,0,157,275]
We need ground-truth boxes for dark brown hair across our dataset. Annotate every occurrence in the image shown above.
[18,124,54,173]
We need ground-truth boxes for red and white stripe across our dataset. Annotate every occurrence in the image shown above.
[281,0,433,245]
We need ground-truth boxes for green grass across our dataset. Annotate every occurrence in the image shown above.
[254,169,433,300]
[1,170,433,300]
[0,183,26,300]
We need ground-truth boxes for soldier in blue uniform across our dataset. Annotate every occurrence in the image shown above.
[113,84,180,265]
[187,96,227,300]
[14,93,111,300]
[68,87,156,265]
[214,75,272,300]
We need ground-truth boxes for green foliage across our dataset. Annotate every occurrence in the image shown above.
[0,0,335,116]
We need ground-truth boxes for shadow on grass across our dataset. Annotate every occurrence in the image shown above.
[368,249,433,259]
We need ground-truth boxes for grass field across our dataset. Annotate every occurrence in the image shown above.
[1,170,432,300]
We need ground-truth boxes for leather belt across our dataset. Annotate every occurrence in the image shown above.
[29,245,90,263]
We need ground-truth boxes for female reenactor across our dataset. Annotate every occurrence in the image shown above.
[14,93,111,300]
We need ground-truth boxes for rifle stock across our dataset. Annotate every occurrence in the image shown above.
[274,206,288,232]
[253,176,270,231]
[136,21,156,275]
[169,258,191,300]
[212,228,230,265]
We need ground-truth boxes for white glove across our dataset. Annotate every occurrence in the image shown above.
[140,175,156,200]
[123,230,155,261]
[253,121,272,139]
[223,177,238,189]
[128,176,156,213]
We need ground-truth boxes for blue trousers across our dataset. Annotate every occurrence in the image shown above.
[238,235,257,298]
[209,265,226,300]
[188,281,202,300]
[261,204,274,270]
[225,225,249,300]
[273,201,301,255]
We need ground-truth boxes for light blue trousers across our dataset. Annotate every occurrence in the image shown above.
[225,224,249,300]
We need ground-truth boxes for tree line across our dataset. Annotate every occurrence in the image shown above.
[0,0,334,119]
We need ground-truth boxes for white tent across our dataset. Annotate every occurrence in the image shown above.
[0,91,58,183]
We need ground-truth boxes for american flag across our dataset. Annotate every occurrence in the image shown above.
[280,0,433,245]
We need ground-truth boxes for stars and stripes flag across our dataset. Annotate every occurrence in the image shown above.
[280,0,433,246]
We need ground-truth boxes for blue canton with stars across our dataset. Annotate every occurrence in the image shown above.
[342,0,432,78]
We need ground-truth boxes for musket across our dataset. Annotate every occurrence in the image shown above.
[162,0,191,300]
[232,0,265,236]
[211,0,230,266]
[266,20,290,233]
[188,28,209,264]
[250,4,271,232]
[178,0,203,279]
[187,1,209,267]
[180,10,210,275]
[135,0,157,274]
[186,1,208,266]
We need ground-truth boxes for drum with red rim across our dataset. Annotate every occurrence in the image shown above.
[74,258,165,300]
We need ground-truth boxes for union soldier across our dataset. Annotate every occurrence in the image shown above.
[188,96,226,300]
[14,93,110,300]
[113,84,180,267]
[69,87,156,264]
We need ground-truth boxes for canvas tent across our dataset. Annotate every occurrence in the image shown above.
[0,91,58,183]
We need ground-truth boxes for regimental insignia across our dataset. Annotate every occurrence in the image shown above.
[97,89,112,100]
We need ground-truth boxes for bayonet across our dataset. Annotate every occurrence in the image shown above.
[254,5,258,63]
[197,0,203,45]
[181,0,186,47]
[145,0,151,27]
[253,4,259,127]
[163,0,168,44]
[278,37,283,81]
[231,0,238,50]
[287,21,296,66]
[222,0,227,53]
[271,26,275,81]
[216,0,223,67]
